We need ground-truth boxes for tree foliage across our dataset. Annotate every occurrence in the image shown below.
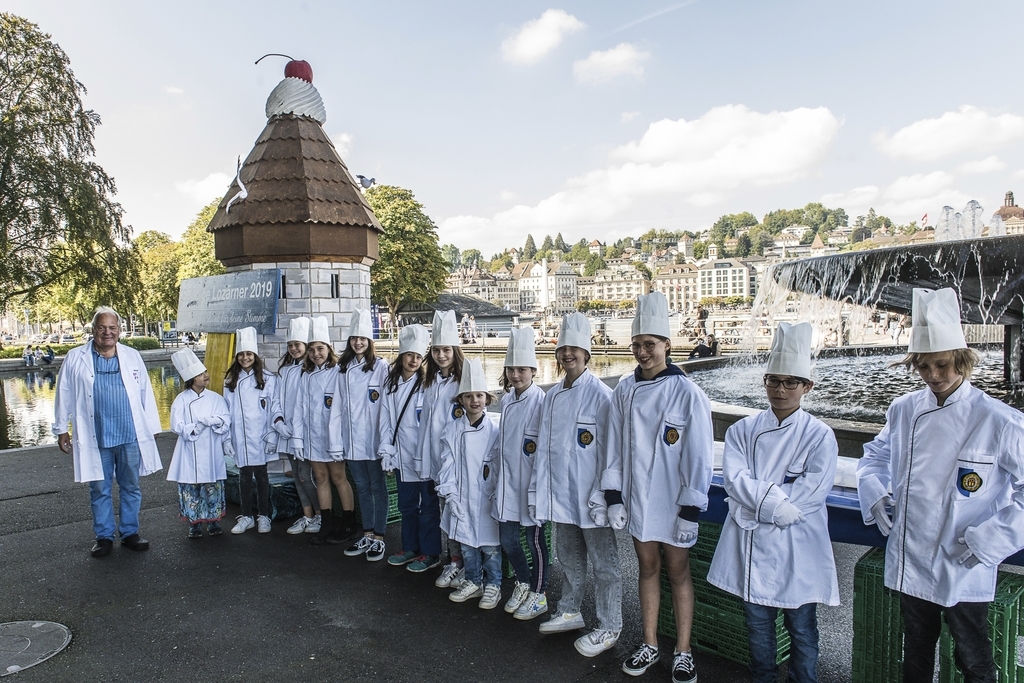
[583,253,606,276]
[440,243,461,272]
[365,185,448,324]
[135,231,180,320]
[177,200,224,284]
[522,234,537,260]
[540,234,554,252]
[0,13,135,308]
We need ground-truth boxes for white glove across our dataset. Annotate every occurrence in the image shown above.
[448,498,467,522]
[222,440,236,457]
[870,496,894,537]
[589,506,608,527]
[674,518,699,545]
[957,537,981,568]
[272,419,291,438]
[381,454,396,473]
[773,500,806,529]
[608,503,628,530]
[264,441,277,455]
[293,445,304,460]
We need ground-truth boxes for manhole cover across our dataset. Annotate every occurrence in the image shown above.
[0,621,71,677]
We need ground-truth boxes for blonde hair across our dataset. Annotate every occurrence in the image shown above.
[893,348,980,378]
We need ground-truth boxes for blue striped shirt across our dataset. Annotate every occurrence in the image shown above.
[92,346,137,448]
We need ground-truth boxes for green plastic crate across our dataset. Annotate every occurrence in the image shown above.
[690,520,723,562]
[938,571,1024,683]
[852,548,904,683]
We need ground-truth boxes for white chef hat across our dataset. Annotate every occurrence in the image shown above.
[504,327,538,369]
[347,308,373,340]
[431,310,460,346]
[399,324,430,357]
[310,316,331,344]
[287,316,311,344]
[172,348,206,382]
[556,312,592,354]
[235,327,258,355]
[632,291,671,339]
[457,358,490,395]
[765,322,813,379]
[908,288,967,353]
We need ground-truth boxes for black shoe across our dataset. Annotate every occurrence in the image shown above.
[91,538,113,558]
[120,533,150,551]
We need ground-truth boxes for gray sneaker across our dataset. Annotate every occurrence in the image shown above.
[538,611,585,634]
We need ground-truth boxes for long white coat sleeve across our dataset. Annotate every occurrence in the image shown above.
[491,383,545,524]
[167,389,230,484]
[438,416,501,547]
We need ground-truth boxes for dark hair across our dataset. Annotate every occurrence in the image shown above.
[453,391,493,407]
[424,345,465,388]
[302,341,338,374]
[499,366,536,393]
[185,377,196,390]
[224,353,268,392]
[386,352,424,394]
[279,343,307,370]
[338,338,378,374]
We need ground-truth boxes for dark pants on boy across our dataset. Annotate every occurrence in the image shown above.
[743,601,818,683]
[396,473,441,556]
[239,464,270,518]
[900,593,996,683]
[498,520,550,593]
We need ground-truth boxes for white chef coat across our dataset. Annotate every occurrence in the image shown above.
[601,366,714,546]
[52,343,163,482]
[378,374,426,483]
[225,369,280,467]
[436,414,501,547]
[274,361,304,456]
[707,407,840,608]
[858,380,1024,606]
[329,357,388,461]
[292,364,338,463]
[167,388,231,484]
[529,368,612,528]
[414,373,460,481]
[491,382,544,525]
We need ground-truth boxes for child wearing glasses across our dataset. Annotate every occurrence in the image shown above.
[599,292,713,682]
[708,322,839,683]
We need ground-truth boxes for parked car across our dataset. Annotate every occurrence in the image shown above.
[61,334,77,344]
[1,335,13,343]
[49,334,60,343]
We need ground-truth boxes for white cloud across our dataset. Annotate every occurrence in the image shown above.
[1013,169,1024,180]
[498,190,518,201]
[440,104,841,250]
[958,155,1006,174]
[573,43,650,84]
[874,105,1024,161]
[821,172,968,221]
[163,86,184,95]
[502,10,585,65]
[331,132,353,157]
[621,111,641,123]
[175,172,233,204]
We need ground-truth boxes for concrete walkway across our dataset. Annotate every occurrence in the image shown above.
[0,436,861,682]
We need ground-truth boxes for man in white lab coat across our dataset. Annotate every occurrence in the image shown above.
[53,307,163,558]
[858,288,1024,683]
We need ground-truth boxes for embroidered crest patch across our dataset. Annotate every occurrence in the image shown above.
[663,427,679,445]
[452,404,465,419]
[577,428,594,448]
[523,439,537,455]
[324,395,332,408]
[957,468,983,496]
[483,464,490,480]
[368,389,380,403]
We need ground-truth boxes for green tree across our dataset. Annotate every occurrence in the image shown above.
[693,241,708,260]
[365,185,448,325]
[735,233,753,257]
[635,263,652,280]
[709,212,758,245]
[762,208,804,234]
[604,244,624,259]
[540,234,554,252]
[568,241,591,261]
[523,234,537,260]
[554,233,569,252]
[441,243,461,272]
[461,249,482,269]
[177,200,225,284]
[135,231,180,322]
[0,14,134,308]
[583,253,606,276]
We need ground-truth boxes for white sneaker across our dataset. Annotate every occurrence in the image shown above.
[504,582,531,613]
[514,592,549,621]
[435,562,461,588]
[538,611,585,634]
[305,514,321,533]
[257,515,272,533]
[287,516,313,535]
[575,629,620,657]
[449,567,466,589]
[479,584,502,610]
[449,581,483,603]
[231,515,255,534]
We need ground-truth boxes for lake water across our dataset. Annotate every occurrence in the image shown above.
[2,350,1019,450]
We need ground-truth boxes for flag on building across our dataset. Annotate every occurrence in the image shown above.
[920,213,928,227]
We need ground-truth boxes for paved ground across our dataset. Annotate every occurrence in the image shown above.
[1,436,861,682]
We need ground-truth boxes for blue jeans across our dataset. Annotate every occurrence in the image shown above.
[88,440,142,540]
[743,601,819,683]
[554,523,622,631]
[462,544,502,587]
[396,475,441,556]
[348,460,389,535]
[499,520,550,592]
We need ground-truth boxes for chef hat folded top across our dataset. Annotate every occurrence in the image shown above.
[347,309,373,340]
[310,316,331,344]
[632,291,670,339]
[504,327,538,368]
[908,288,967,353]
[765,322,813,380]
[457,358,490,395]
[556,312,592,353]
[235,327,258,355]
[287,316,311,344]
[431,310,460,346]
[172,348,206,382]
[399,324,430,357]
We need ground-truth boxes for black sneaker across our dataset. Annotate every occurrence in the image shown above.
[671,650,696,683]
[187,524,203,539]
[622,643,660,676]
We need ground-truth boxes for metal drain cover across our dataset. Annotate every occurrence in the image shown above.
[0,621,71,677]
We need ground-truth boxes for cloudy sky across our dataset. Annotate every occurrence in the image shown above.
[8,1,1024,252]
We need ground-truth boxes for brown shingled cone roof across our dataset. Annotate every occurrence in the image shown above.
[208,115,381,233]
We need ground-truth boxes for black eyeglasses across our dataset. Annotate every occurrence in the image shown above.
[630,341,662,353]
[763,376,805,390]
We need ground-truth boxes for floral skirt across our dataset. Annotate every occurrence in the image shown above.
[178,481,226,524]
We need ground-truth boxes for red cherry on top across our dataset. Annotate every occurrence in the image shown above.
[284,60,313,83]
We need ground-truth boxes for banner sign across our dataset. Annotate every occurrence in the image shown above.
[177,270,280,334]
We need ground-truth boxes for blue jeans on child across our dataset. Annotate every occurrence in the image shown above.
[396,474,441,556]
[88,440,142,540]
[743,601,818,683]
[348,460,389,535]
[462,544,502,587]
[499,520,550,592]
[554,523,622,631]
